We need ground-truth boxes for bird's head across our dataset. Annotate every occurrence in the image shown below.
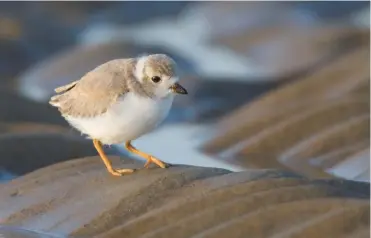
[134,54,188,99]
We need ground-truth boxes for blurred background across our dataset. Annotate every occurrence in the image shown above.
[0,1,370,183]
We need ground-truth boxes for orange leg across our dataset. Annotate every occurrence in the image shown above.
[93,139,135,176]
[125,141,168,169]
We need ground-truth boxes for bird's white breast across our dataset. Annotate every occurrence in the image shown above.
[65,93,174,145]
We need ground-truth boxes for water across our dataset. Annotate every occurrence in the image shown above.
[0,226,67,238]
[116,123,245,172]
[0,169,17,182]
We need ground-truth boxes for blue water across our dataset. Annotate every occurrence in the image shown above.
[0,225,67,238]
[0,169,17,182]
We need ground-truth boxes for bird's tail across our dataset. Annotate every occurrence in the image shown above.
[49,80,79,107]
[54,80,79,93]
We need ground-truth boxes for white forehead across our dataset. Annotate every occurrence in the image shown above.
[134,54,177,82]
[134,56,147,82]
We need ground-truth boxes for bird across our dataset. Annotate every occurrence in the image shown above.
[49,54,188,176]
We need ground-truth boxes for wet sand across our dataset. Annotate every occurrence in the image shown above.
[1,156,369,238]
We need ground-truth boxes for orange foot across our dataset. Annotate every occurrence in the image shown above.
[93,139,135,176]
[125,141,169,169]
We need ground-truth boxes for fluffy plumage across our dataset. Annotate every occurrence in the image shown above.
[49,54,179,144]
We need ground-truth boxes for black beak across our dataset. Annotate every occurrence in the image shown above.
[171,83,188,95]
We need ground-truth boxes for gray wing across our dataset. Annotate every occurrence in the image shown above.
[49,59,136,118]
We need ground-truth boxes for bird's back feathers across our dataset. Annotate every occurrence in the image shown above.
[49,58,137,118]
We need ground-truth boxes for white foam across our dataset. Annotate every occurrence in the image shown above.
[79,15,265,79]
[326,149,370,182]
[114,123,244,172]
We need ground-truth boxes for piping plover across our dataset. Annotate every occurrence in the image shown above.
[49,54,188,176]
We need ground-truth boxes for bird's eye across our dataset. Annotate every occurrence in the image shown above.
[151,76,161,83]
